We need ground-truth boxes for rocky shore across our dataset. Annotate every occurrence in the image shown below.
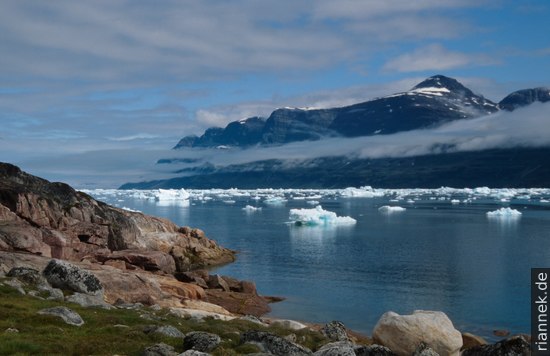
[0,162,532,355]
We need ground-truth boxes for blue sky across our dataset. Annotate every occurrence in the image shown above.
[0,0,549,187]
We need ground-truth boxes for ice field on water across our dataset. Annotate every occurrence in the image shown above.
[83,186,550,340]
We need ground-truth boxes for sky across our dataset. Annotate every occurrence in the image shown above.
[0,0,549,187]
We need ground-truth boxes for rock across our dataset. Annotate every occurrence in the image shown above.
[150,304,162,311]
[285,333,297,343]
[372,310,462,356]
[169,307,235,321]
[143,325,185,338]
[142,343,178,356]
[66,292,111,309]
[183,331,221,352]
[43,259,103,296]
[240,280,258,295]
[178,351,211,356]
[174,271,209,289]
[95,250,176,275]
[354,344,398,356]
[240,315,268,326]
[7,267,45,285]
[313,341,355,356]
[493,329,511,337]
[462,335,530,356]
[321,321,349,341]
[271,319,307,331]
[45,287,65,301]
[38,306,84,326]
[241,330,313,355]
[205,289,270,317]
[4,278,26,294]
[4,328,19,333]
[412,342,440,356]
[207,274,230,292]
[461,332,488,350]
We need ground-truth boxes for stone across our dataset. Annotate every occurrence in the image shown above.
[240,315,268,326]
[207,274,230,292]
[45,287,65,301]
[412,342,440,356]
[354,344,398,356]
[271,319,308,331]
[178,351,211,356]
[142,343,178,356]
[169,307,235,321]
[372,310,462,356]
[205,289,270,317]
[4,278,26,295]
[183,331,221,352]
[461,335,530,356]
[38,306,84,326]
[493,329,511,337]
[43,259,103,296]
[313,341,355,356]
[7,267,45,285]
[321,321,349,341]
[241,330,313,355]
[66,292,111,309]
[174,272,209,289]
[285,333,297,343]
[461,332,488,350]
[0,222,51,257]
[144,325,185,338]
[240,280,257,295]
[4,328,19,333]
[95,250,176,275]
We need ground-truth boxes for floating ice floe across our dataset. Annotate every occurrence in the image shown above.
[243,205,262,212]
[451,199,460,204]
[486,207,522,218]
[378,206,406,213]
[264,196,287,206]
[289,206,356,226]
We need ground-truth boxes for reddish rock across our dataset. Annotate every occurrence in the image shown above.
[207,274,230,292]
[205,289,271,317]
[461,332,487,350]
[240,281,257,295]
[493,329,510,337]
[95,250,176,275]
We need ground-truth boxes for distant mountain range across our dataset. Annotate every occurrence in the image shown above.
[122,75,550,189]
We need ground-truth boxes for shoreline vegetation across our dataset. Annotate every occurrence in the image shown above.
[0,162,532,355]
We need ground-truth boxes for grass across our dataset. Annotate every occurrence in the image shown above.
[0,280,342,355]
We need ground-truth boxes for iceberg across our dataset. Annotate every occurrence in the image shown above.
[378,206,406,213]
[289,206,356,226]
[243,205,262,212]
[486,207,522,218]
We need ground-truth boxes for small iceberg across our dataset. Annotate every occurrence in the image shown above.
[486,207,522,218]
[289,205,356,226]
[378,206,406,213]
[243,205,262,212]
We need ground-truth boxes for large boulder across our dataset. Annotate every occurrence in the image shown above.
[241,330,313,355]
[354,344,397,355]
[372,310,462,356]
[313,341,355,356]
[43,259,103,296]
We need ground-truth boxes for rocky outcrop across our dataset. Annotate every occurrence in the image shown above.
[0,162,234,271]
[461,335,530,355]
[372,310,463,356]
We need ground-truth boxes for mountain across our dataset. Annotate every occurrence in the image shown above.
[174,75,498,149]
[122,75,550,189]
[498,87,550,111]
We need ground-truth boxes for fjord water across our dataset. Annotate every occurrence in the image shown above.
[88,189,550,339]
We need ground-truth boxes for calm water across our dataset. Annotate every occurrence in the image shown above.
[86,188,550,339]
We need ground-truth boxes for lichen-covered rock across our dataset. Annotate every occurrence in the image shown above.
[461,335,530,356]
[143,325,185,338]
[354,344,398,356]
[241,330,313,356]
[412,342,440,356]
[7,267,46,285]
[313,341,355,356]
[43,259,103,296]
[38,306,84,326]
[183,331,221,352]
[321,321,349,341]
[142,343,178,356]
[372,310,462,356]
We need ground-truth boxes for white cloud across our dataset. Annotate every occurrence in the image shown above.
[383,44,497,73]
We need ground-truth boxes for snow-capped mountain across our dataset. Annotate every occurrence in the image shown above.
[498,87,550,111]
[174,75,498,148]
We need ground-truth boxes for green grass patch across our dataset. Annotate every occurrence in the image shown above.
[0,280,343,355]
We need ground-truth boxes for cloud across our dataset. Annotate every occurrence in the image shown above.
[383,44,497,73]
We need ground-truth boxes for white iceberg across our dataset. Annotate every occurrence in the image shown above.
[289,206,356,226]
[243,205,262,212]
[486,207,522,218]
[378,206,406,213]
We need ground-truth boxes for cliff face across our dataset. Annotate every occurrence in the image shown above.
[0,162,235,272]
